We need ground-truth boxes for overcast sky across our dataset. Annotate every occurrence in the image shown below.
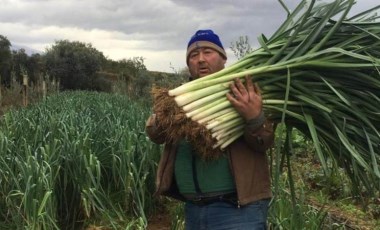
[0,0,378,73]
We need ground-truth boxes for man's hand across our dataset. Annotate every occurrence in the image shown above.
[226,76,263,121]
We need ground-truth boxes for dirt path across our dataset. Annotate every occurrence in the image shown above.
[147,212,172,230]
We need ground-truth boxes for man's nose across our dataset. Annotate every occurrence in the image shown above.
[198,52,205,62]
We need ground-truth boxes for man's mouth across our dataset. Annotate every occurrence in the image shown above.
[199,67,209,74]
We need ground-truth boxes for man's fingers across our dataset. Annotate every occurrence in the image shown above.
[234,78,247,95]
[229,77,261,103]
[229,82,239,97]
[245,76,254,90]
[244,76,261,95]
[253,83,261,95]
[227,92,241,106]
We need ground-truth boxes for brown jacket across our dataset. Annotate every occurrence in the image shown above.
[145,114,274,206]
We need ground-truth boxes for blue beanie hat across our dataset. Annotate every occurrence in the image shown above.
[186,29,227,63]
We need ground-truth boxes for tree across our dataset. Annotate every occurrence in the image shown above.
[27,53,44,84]
[119,57,149,97]
[230,35,253,60]
[0,35,12,86]
[11,49,28,83]
[44,40,106,90]
[114,56,146,77]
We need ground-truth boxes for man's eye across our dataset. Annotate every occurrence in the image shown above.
[190,53,199,58]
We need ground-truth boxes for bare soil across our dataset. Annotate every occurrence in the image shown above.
[147,212,172,230]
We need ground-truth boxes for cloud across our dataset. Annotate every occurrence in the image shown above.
[0,0,378,72]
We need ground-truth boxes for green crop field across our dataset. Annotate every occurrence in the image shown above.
[0,91,161,229]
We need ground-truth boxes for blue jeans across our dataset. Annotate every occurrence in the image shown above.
[184,198,270,230]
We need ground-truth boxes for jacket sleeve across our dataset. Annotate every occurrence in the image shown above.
[145,114,167,144]
[243,112,275,153]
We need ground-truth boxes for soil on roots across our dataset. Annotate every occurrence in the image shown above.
[152,87,224,160]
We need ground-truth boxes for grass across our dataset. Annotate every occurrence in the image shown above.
[287,129,380,229]
[0,91,161,229]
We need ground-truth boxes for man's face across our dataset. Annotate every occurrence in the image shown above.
[188,47,226,79]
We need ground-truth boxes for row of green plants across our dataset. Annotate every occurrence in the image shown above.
[0,91,161,229]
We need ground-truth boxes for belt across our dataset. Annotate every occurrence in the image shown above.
[185,192,239,207]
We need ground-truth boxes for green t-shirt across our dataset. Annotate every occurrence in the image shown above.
[174,140,235,195]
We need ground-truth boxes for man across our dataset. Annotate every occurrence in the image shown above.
[146,29,274,229]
